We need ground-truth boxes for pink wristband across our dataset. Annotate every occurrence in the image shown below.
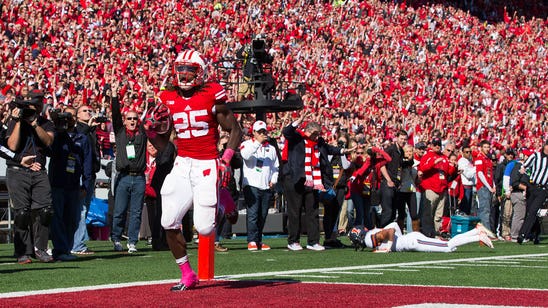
[222,148,235,163]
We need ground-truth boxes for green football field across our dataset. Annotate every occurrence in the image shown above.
[0,236,546,295]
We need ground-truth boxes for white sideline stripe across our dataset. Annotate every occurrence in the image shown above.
[448,264,548,269]
[474,260,521,264]
[363,268,420,272]
[325,271,386,275]
[218,253,548,279]
[1,253,547,299]
[403,266,455,269]
[0,279,179,299]
[277,274,337,278]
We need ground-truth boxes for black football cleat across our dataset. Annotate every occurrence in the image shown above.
[170,283,191,292]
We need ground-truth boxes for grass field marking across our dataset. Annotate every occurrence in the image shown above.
[219,252,548,279]
[473,260,521,264]
[324,271,385,275]
[2,253,547,299]
[402,266,455,269]
[503,257,548,262]
[276,274,336,278]
[299,280,548,292]
[0,279,178,299]
[447,263,548,269]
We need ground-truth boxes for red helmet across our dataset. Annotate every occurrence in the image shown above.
[173,50,207,90]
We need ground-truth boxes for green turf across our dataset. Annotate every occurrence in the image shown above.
[0,236,546,294]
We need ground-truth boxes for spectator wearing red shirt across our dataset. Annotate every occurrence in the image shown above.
[418,137,457,237]
[475,140,496,233]
[349,146,391,229]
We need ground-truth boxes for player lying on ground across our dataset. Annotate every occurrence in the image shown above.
[349,222,494,252]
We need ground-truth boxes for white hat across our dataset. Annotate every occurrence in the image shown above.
[252,120,267,132]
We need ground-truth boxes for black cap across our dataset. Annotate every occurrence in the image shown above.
[505,148,516,156]
[415,142,427,150]
[431,137,442,147]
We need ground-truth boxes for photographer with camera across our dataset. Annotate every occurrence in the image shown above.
[5,91,55,264]
[236,37,275,101]
[48,107,93,261]
[70,105,104,255]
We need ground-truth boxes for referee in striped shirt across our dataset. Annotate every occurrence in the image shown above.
[517,141,548,244]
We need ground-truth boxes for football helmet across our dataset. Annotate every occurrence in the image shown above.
[348,226,368,251]
[173,50,207,90]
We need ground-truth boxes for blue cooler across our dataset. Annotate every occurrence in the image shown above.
[451,215,481,237]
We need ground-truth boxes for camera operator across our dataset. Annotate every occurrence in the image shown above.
[236,37,275,101]
[48,107,93,261]
[5,90,55,264]
[70,105,103,255]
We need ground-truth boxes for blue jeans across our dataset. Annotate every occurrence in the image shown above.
[477,186,492,230]
[244,185,272,243]
[72,192,92,252]
[459,187,473,215]
[111,174,145,245]
[50,187,81,257]
[350,192,373,229]
[346,198,355,227]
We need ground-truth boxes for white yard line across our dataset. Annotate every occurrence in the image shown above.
[403,266,456,269]
[324,271,386,275]
[218,252,548,279]
[1,253,547,299]
[448,263,548,269]
[275,274,338,278]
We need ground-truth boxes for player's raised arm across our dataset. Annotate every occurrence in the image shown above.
[216,103,242,162]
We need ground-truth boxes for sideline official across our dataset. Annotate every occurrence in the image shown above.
[517,141,548,244]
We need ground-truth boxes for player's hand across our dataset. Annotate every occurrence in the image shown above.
[144,103,172,135]
[372,248,390,253]
[218,159,232,188]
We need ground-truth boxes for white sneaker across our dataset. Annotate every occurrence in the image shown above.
[478,232,494,249]
[127,243,138,253]
[113,241,123,252]
[476,223,495,239]
[287,243,303,251]
[306,243,325,251]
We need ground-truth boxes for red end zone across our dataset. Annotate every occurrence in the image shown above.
[1,281,546,307]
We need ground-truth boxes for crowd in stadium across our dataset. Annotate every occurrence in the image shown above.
[0,0,546,261]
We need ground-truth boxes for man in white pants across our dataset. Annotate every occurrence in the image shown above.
[349,222,494,252]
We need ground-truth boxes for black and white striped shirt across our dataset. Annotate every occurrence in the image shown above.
[523,151,548,186]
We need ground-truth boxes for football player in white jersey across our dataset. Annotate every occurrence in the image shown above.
[349,222,494,253]
[145,50,242,291]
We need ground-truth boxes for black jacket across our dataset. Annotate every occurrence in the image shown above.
[111,96,147,174]
[281,123,343,188]
[76,121,101,173]
[150,142,176,194]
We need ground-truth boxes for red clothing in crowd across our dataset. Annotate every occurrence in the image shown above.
[95,126,111,157]
[474,152,494,191]
[350,147,391,194]
[418,150,457,194]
